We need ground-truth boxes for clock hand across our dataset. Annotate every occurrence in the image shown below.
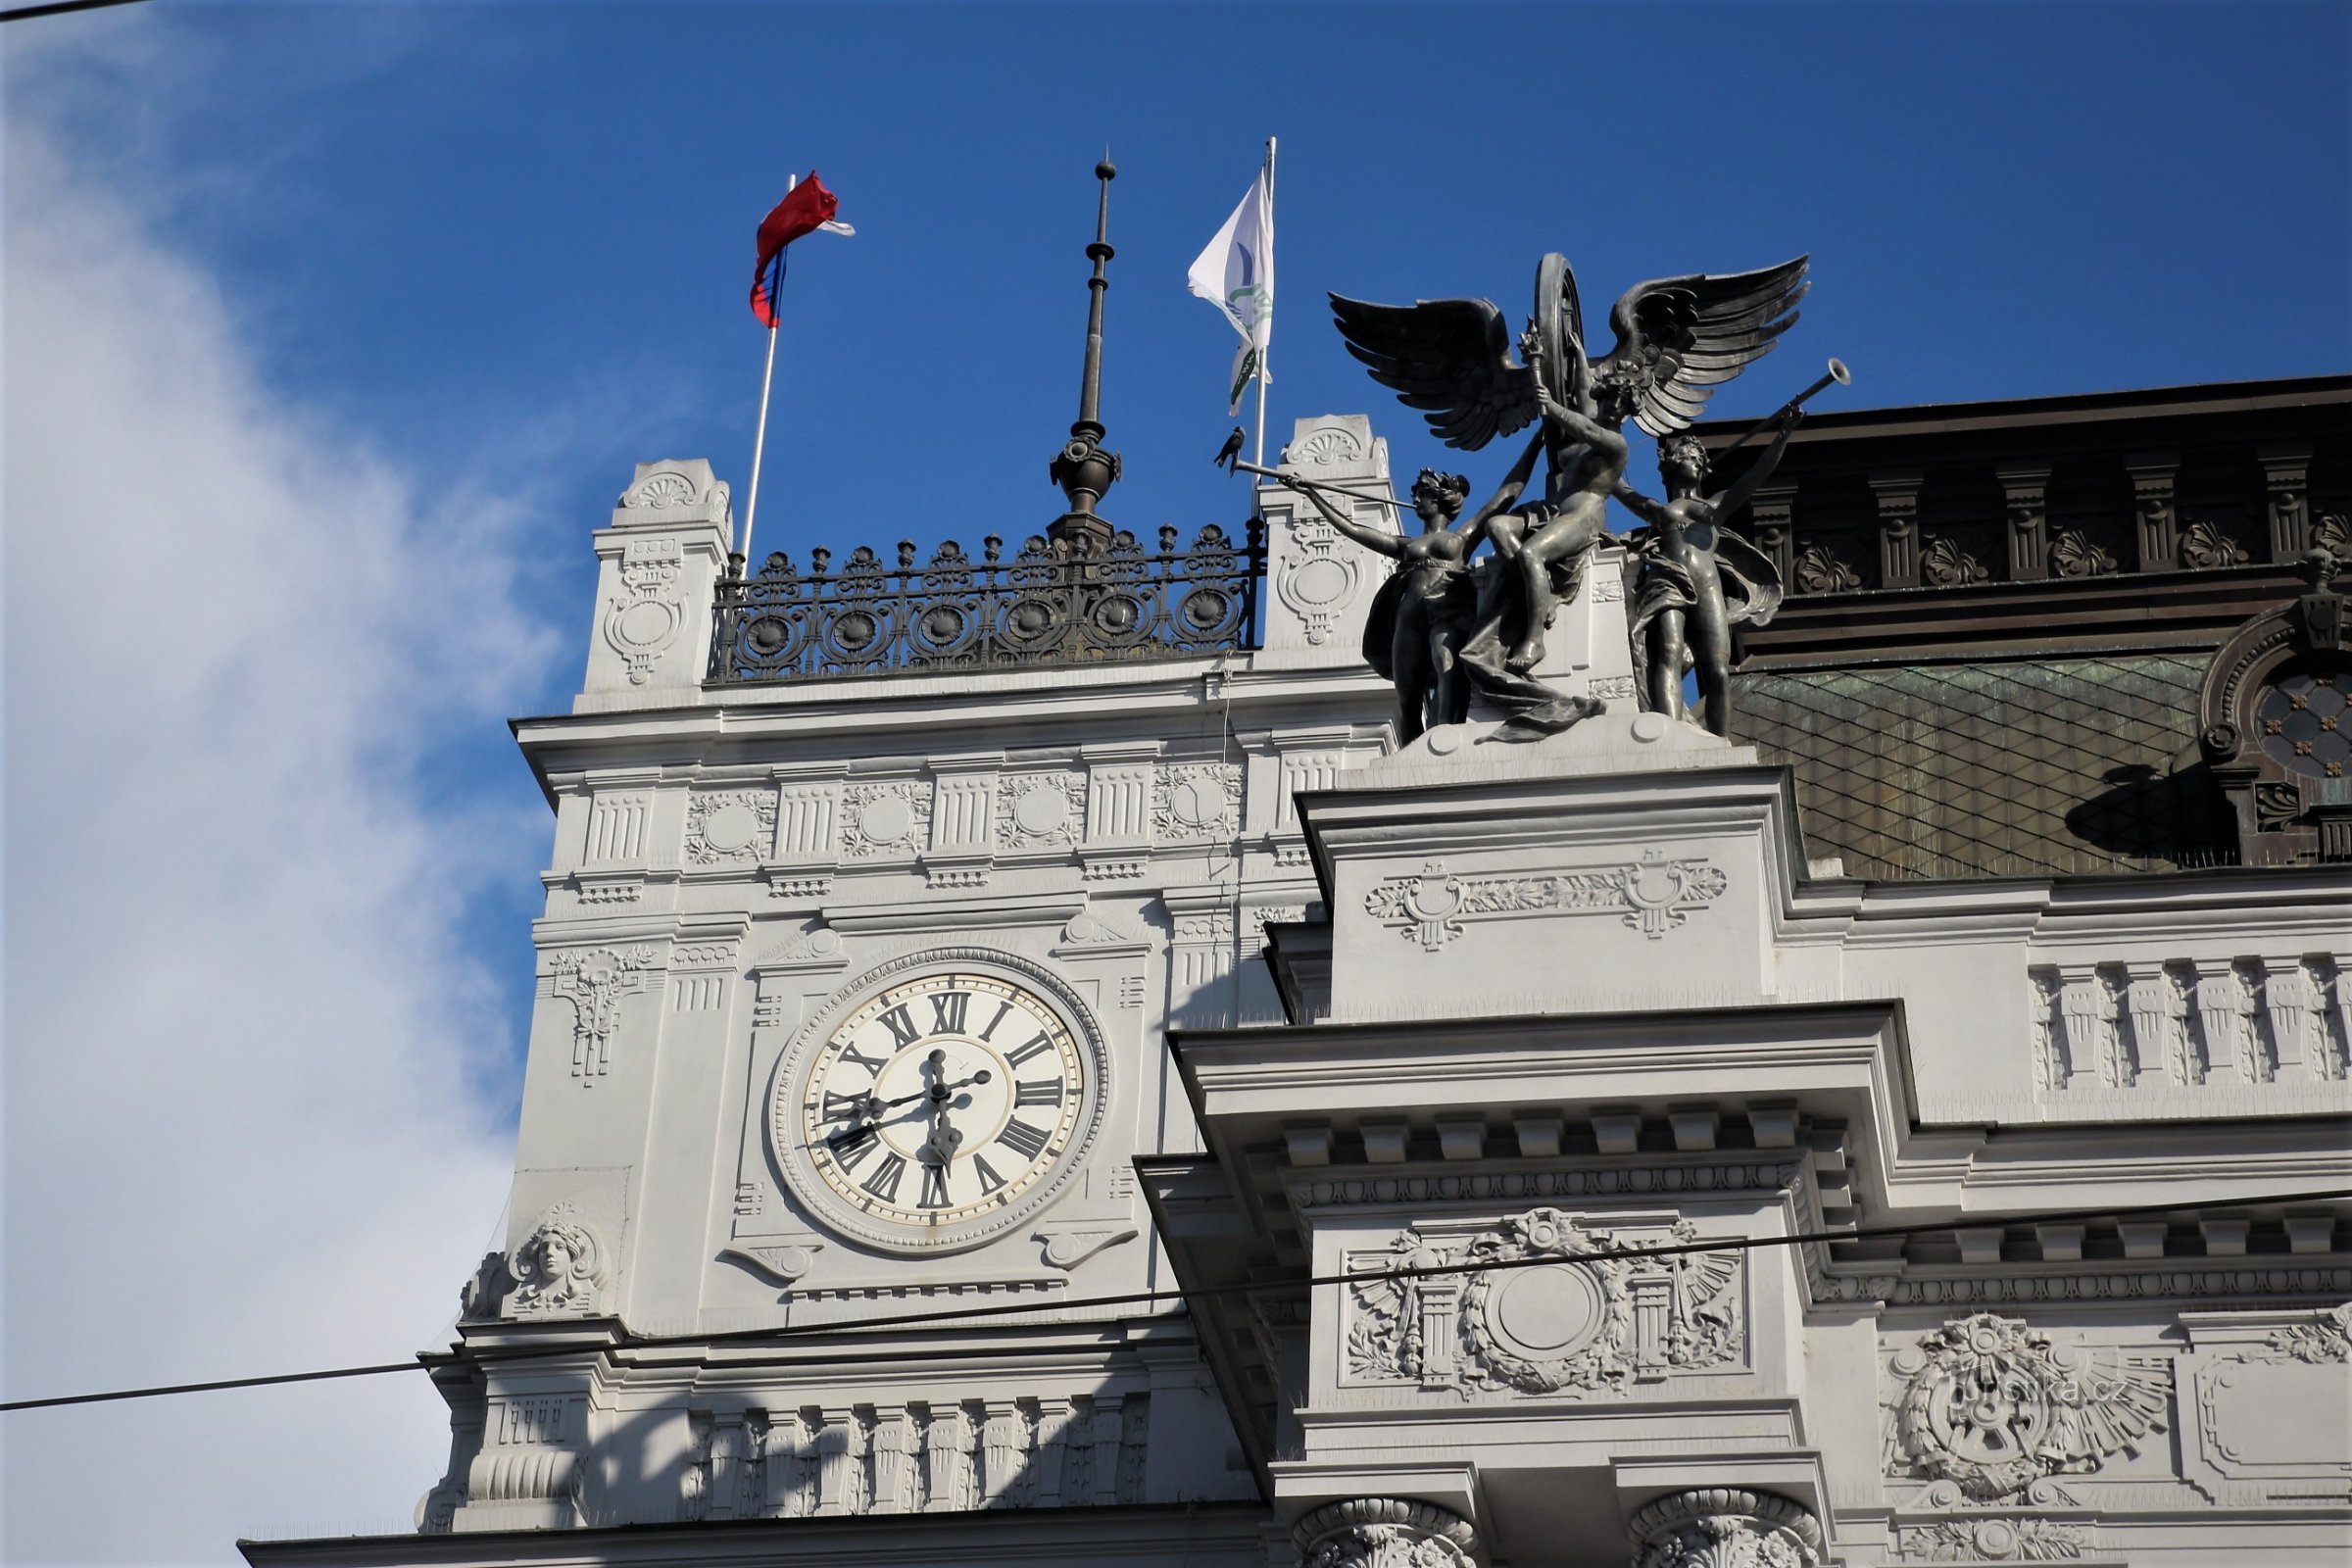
[870,1069,994,1113]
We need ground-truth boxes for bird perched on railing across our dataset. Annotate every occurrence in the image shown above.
[1212,426,1246,472]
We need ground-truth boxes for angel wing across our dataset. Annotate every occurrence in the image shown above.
[1592,258,1809,437]
[1327,293,1538,451]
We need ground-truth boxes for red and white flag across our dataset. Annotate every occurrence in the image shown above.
[750,172,854,326]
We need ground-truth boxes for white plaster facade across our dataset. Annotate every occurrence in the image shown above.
[243,428,2352,1568]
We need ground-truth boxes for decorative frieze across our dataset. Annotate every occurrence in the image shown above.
[1345,1208,1743,1398]
[1362,852,1728,951]
[679,1393,1150,1520]
[1892,1516,2087,1562]
[996,771,1086,851]
[840,781,930,859]
[772,781,840,860]
[685,789,776,866]
[585,791,650,864]
[1883,1314,2171,1502]
[2028,956,2349,1093]
[1154,762,1243,840]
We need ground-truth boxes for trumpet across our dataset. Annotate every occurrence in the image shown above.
[1711,358,1850,459]
[1230,459,1409,511]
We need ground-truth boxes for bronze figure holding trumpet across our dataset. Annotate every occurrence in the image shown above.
[1282,249,1843,741]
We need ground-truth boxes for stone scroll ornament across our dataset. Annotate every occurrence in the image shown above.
[1321,253,1811,742]
[1884,1313,2171,1502]
[1363,853,1728,951]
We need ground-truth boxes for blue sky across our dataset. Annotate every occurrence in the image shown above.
[3,2,2346,1561]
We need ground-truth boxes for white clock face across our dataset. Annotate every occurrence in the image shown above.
[769,955,1104,1252]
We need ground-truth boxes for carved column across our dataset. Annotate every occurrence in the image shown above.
[1997,466,2051,580]
[869,1410,915,1513]
[978,1399,1028,1506]
[1088,1399,1125,1505]
[921,1405,969,1513]
[2260,444,2313,562]
[1748,485,1797,590]
[1290,1497,1480,1568]
[1870,472,1924,589]
[2126,456,2180,572]
[1628,1488,1824,1568]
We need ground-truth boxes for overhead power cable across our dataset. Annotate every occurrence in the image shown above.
[4,1184,2347,1415]
[0,0,147,24]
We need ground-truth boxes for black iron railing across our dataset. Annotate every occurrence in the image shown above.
[708,522,1266,684]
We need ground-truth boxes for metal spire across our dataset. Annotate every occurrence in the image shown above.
[1047,157,1121,552]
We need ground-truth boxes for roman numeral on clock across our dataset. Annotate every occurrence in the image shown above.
[970,1154,1006,1196]
[836,1043,887,1076]
[995,1119,1050,1160]
[877,1004,922,1050]
[861,1152,906,1203]
[928,991,970,1036]
[1004,1032,1054,1068]
[918,1160,951,1210]
[1012,1079,1064,1108]
[827,1123,878,1165]
[820,1090,869,1121]
[977,1001,1013,1041]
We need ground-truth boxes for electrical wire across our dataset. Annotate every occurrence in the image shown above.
[4,1185,2346,1414]
[0,0,146,24]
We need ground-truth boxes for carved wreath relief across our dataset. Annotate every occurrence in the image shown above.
[1883,1314,2171,1502]
[1363,851,1729,951]
[686,789,776,865]
[1347,1208,1742,1398]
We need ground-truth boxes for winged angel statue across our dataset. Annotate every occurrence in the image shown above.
[1319,254,1806,740]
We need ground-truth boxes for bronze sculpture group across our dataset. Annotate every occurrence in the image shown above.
[1280,252,1830,743]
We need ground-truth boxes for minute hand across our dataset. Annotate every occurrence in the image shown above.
[874,1070,992,1112]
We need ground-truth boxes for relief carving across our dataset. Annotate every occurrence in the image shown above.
[1630,1488,1822,1568]
[1291,1497,1479,1568]
[1884,1314,2171,1501]
[840,781,931,858]
[549,944,658,1083]
[2188,1303,2352,1485]
[1153,762,1243,839]
[1363,851,1728,950]
[603,536,688,684]
[1893,1517,2087,1562]
[996,771,1086,850]
[1347,1208,1741,1398]
[686,789,776,865]
[508,1205,609,1317]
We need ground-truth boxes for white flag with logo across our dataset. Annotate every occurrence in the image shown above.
[1188,161,1273,415]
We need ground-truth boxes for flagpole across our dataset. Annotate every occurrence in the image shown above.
[1251,135,1275,475]
[740,311,781,570]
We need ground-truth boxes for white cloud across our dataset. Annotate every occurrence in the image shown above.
[3,91,557,1568]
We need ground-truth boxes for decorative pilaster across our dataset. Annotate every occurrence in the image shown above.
[1747,484,1796,589]
[2054,966,2110,1089]
[1869,472,1924,589]
[1995,466,2050,580]
[2193,961,2250,1082]
[2124,967,2179,1088]
[2125,455,2180,571]
[1290,1497,1481,1568]
[1628,1489,1823,1568]
[2260,444,2313,562]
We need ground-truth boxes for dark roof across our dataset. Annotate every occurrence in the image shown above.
[1736,655,2230,879]
[1707,373,2349,877]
